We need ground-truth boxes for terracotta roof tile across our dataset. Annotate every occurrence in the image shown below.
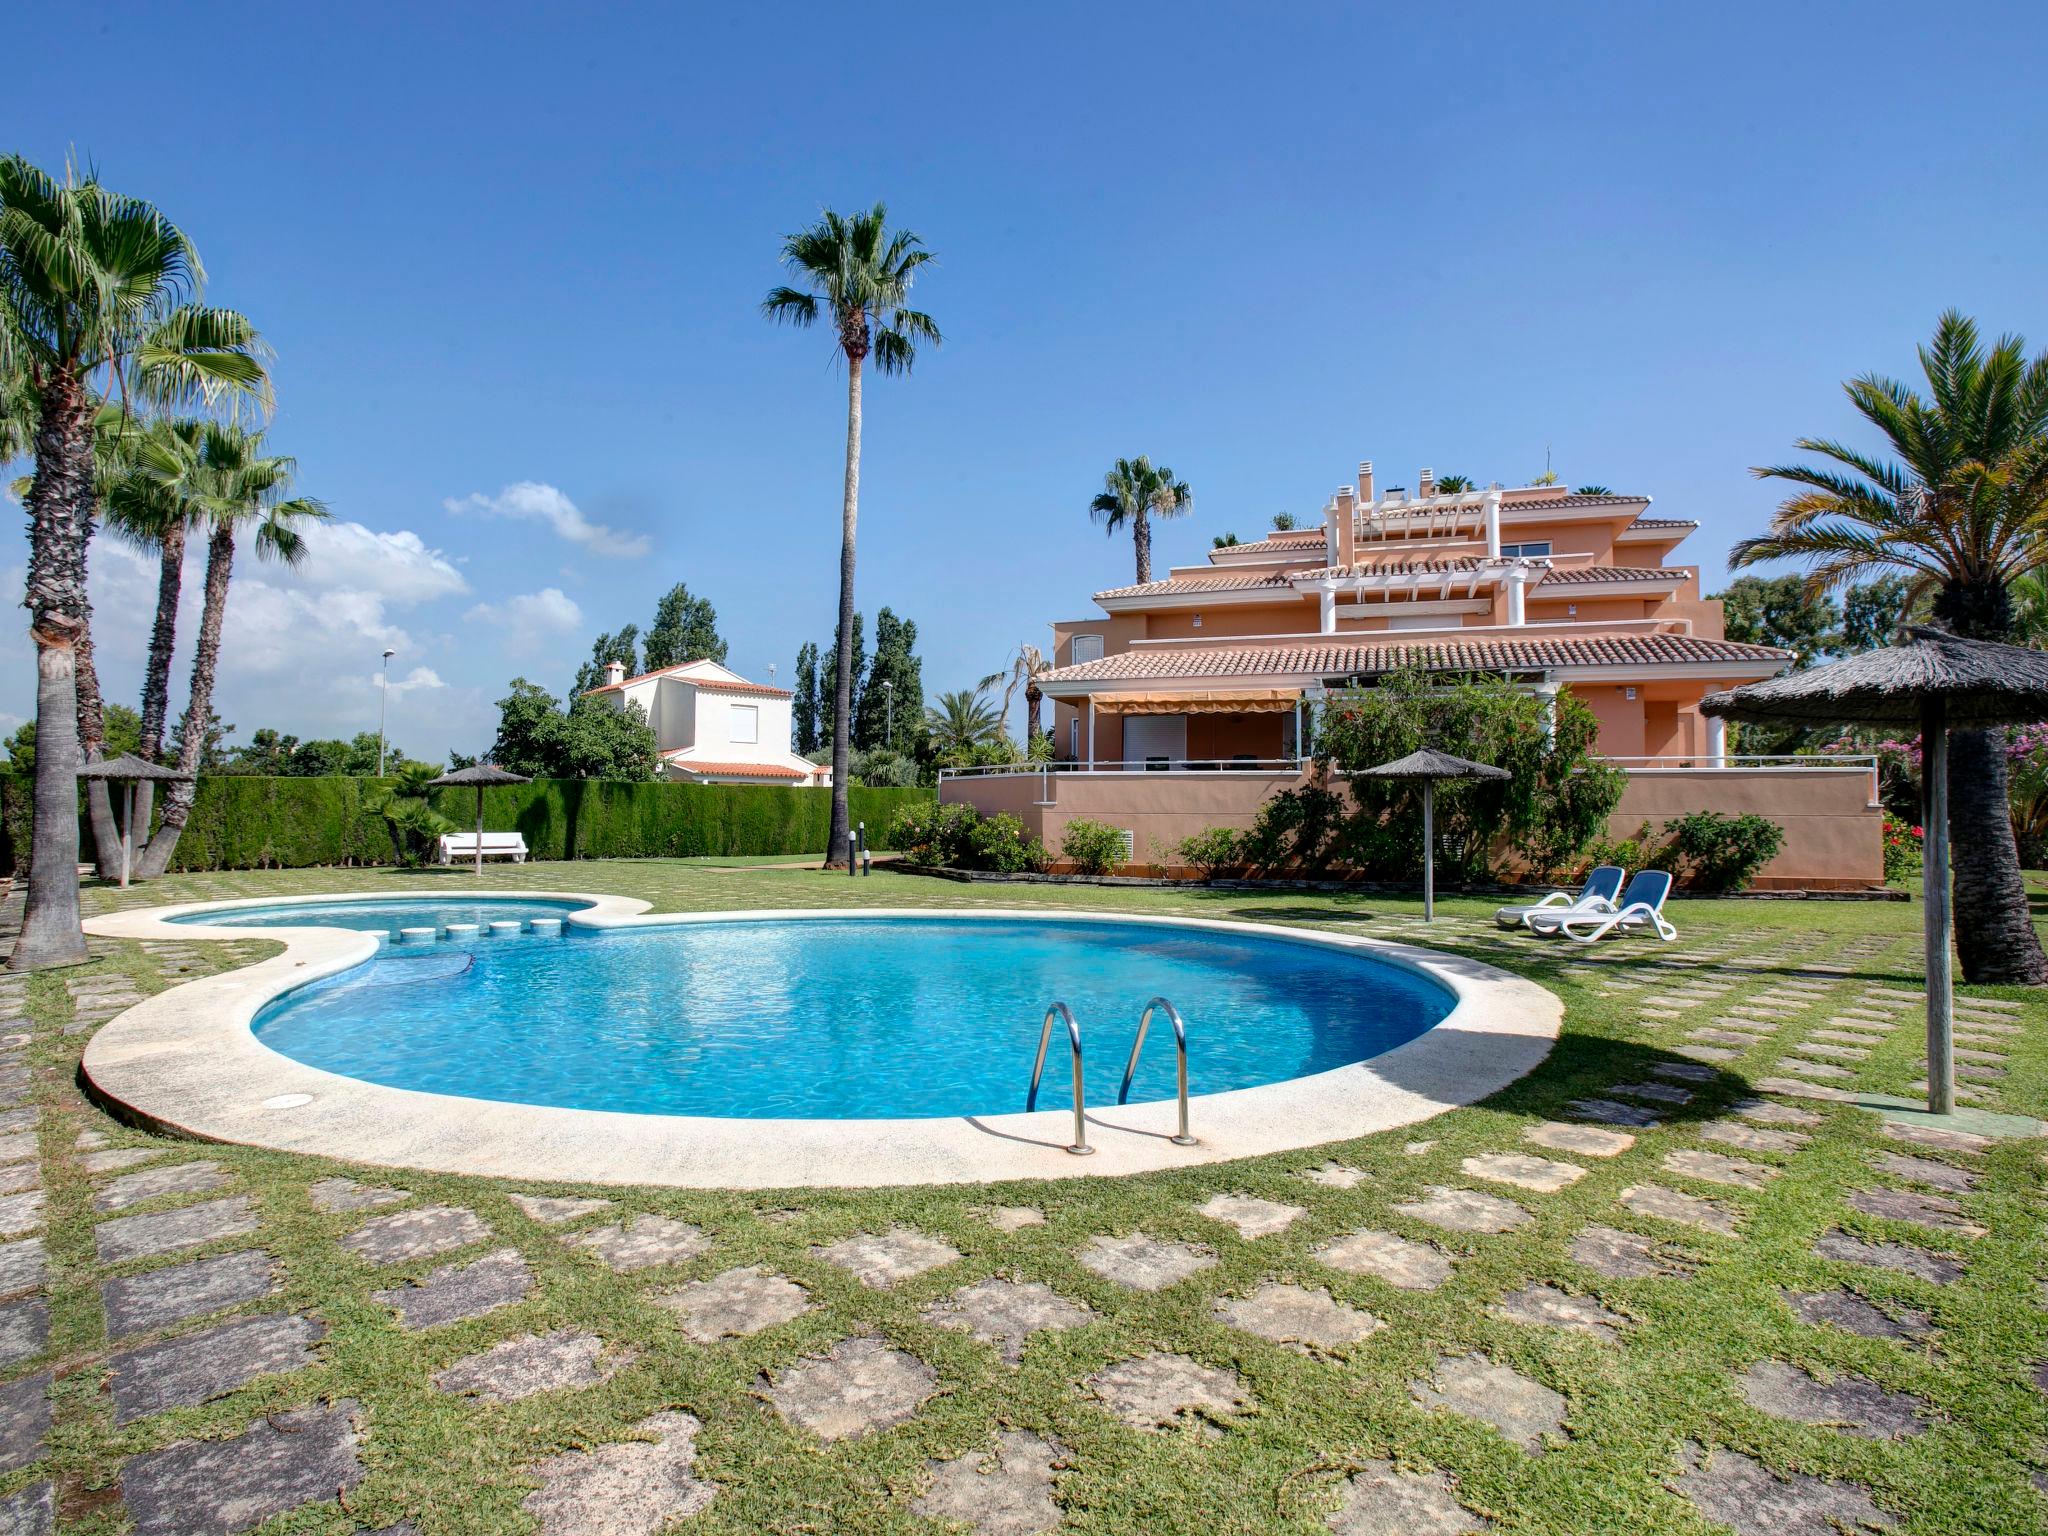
[1622,516,1698,530]
[1095,571,1299,600]
[661,756,810,779]
[1292,557,1484,581]
[1041,631,1791,685]
[1536,565,1687,586]
[583,665,790,698]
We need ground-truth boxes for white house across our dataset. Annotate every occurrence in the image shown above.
[582,659,829,786]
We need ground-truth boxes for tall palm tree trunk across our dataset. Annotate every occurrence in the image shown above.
[11,371,94,971]
[826,356,861,867]
[1133,508,1152,584]
[135,525,232,880]
[74,609,124,880]
[128,522,187,857]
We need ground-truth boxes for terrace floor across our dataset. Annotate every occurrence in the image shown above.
[0,862,2040,1535]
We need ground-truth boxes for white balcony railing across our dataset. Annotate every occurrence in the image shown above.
[938,757,1304,784]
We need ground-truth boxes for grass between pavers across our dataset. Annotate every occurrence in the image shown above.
[0,862,2035,1535]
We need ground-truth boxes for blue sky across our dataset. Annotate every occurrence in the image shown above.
[6,1,2045,758]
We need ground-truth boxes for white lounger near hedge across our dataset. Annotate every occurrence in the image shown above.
[437,832,529,865]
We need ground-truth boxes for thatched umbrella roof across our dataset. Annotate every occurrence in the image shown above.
[426,763,531,787]
[1357,748,1511,782]
[1701,626,2048,728]
[75,754,191,782]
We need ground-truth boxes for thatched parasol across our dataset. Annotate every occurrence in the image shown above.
[1703,625,2048,1114]
[426,764,532,876]
[76,755,193,889]
[1356,749,1511,921]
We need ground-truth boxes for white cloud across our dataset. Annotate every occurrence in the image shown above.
[376,666,446,696]
[294,521,469,606]
[444,482,650,558]
[465,587,584,657]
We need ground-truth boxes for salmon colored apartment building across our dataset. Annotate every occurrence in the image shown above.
[942,459,1884,888]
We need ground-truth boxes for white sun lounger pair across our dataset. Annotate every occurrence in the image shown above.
[1496,866,1678,943]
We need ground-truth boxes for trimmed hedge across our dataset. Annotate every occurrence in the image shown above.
[0,771,929,873]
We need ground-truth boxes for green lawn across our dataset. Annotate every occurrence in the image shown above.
[1,862,2040,1535]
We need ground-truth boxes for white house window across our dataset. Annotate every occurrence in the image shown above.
[729,704,759,744]
[1499,540,1552,559]
[1070,633,1104,664]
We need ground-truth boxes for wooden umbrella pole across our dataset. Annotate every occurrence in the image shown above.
[474,788,484,880]
[1922,697,1954,1116]
[1422,780,1435,922]
[121,781,135,890]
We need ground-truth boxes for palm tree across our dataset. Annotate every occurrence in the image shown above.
[992,643,1052,746]
[1434,474,1475,494]
[1090,456,1191,584]
[1733,309,2048,984]
[924,687,1005,759]
[1574,484,1614,496]
[0,155,270,968]
[763,204,940,866]
[133,425,324,878]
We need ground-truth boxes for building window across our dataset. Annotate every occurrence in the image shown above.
[1071,633,1104,664]
[1500,540,1552,559]
[729,704,758,744]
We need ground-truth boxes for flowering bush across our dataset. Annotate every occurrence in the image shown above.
[1882,812,1923,883]
[891,801,1046,872]
[1059,818,1129,875]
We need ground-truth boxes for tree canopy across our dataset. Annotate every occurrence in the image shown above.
[489,679,659,780]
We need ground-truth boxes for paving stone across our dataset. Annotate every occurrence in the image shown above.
[1738,1359,1927,1439]
[1567,1098,1662,1128]
[1492,1282,1624,1340]
[518,1410,717,1536]
[345,1204,488,1266]
[1089,1351,1249,1433]
[819,1227,961,1288]
[1691,1027,1770,1046]
[507,1192,613,1226]
[1783,1288,1933,1341]
[1620,1183,1740,1235]
[1663,1149,1778,1190]
[1570,1224,1693,1279]
[925,1277,1093,1364]
[767,1337,937,1440]
[1316,1229,1453,1290]
[1812,1028,1885,1046]
[109,1311,324,1424]
[1677,1044,1740,1064]
[308,1177,409,1213]
[1302,1161,1365,1189]
[1197,1192,1306,1238]
[93,1160,228,1213]
[1463,1152,1584,1194]
[0,1242,41,1299]
[0,1194,40,1239]
[1610,1080,1695,1105]
[96,1196,259,1265]
[0,1167,36,1199]
[0,1112,32,1138]
[101,1249,279,1339]
[372,1247,533,1331]
[79,1147,163,1175]
[982,1205,1045,1232]
[1396,1185,1532,1235]
[434,1328,625,1402]
[1778,1057,1855,1081]
[1673,1440,1894,1534]
[1214,1281,1381,1354]
[655,1265,812,1341]
[1757,1076,1856,1104]
[1076,1232,1217,1291]
[0,1134,34,1167]
[1326,1459,1489,1534]
[0,1375,46,1474]
[565,1213,708,1273]
[1651,1060,1721,1084]
[1847,1187,1983,1236]
[0,1298,45,1372]
[1525,1121,1633,1158]
[1814,1229,1964,1284]
[912,1428,1061,1536]
[1703,1120,1809,1156]
[1410,1354,1566,1454]
[121,1398,365,1536]
[1873,1152,1977,1193]
[0,1481,51,1536]
[1404,1140,1438,1157]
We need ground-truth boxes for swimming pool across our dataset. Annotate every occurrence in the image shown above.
[167,896,592,937]
[240,911,1454,1119]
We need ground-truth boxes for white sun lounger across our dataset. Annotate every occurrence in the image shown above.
[1553,869,1677,943]
[1496,865,1624,929]
[437,832,528,865]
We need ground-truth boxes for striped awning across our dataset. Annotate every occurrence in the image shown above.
[1090,688,1302,715]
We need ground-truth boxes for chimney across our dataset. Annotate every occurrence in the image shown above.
[1357,460,1375,506]
[604,660,626,688]
[1418,467,1435,500]
[1333,486,1357,568]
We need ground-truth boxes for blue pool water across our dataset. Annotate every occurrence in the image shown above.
[238,911,1454,1120]
[169,897,592,935]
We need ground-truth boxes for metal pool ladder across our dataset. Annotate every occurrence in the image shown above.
[1118,996,1198,1147]
[1027,1002,1094,1156]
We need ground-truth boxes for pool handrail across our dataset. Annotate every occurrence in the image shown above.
[1118,996,1197,1147]
[1027,1002,1094,1156]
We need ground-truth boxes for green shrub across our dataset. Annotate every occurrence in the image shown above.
[1060,818,1128,875]
[1882,811,1923,884]
[1174,826,1245,878]
[1241,783,1345,875]
[967,811,1045,873]
[889,800,1045,872]
[1661,810,1785,892]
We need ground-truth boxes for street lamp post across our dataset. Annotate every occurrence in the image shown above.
[377,648,396,776]
[881,679,894,751]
